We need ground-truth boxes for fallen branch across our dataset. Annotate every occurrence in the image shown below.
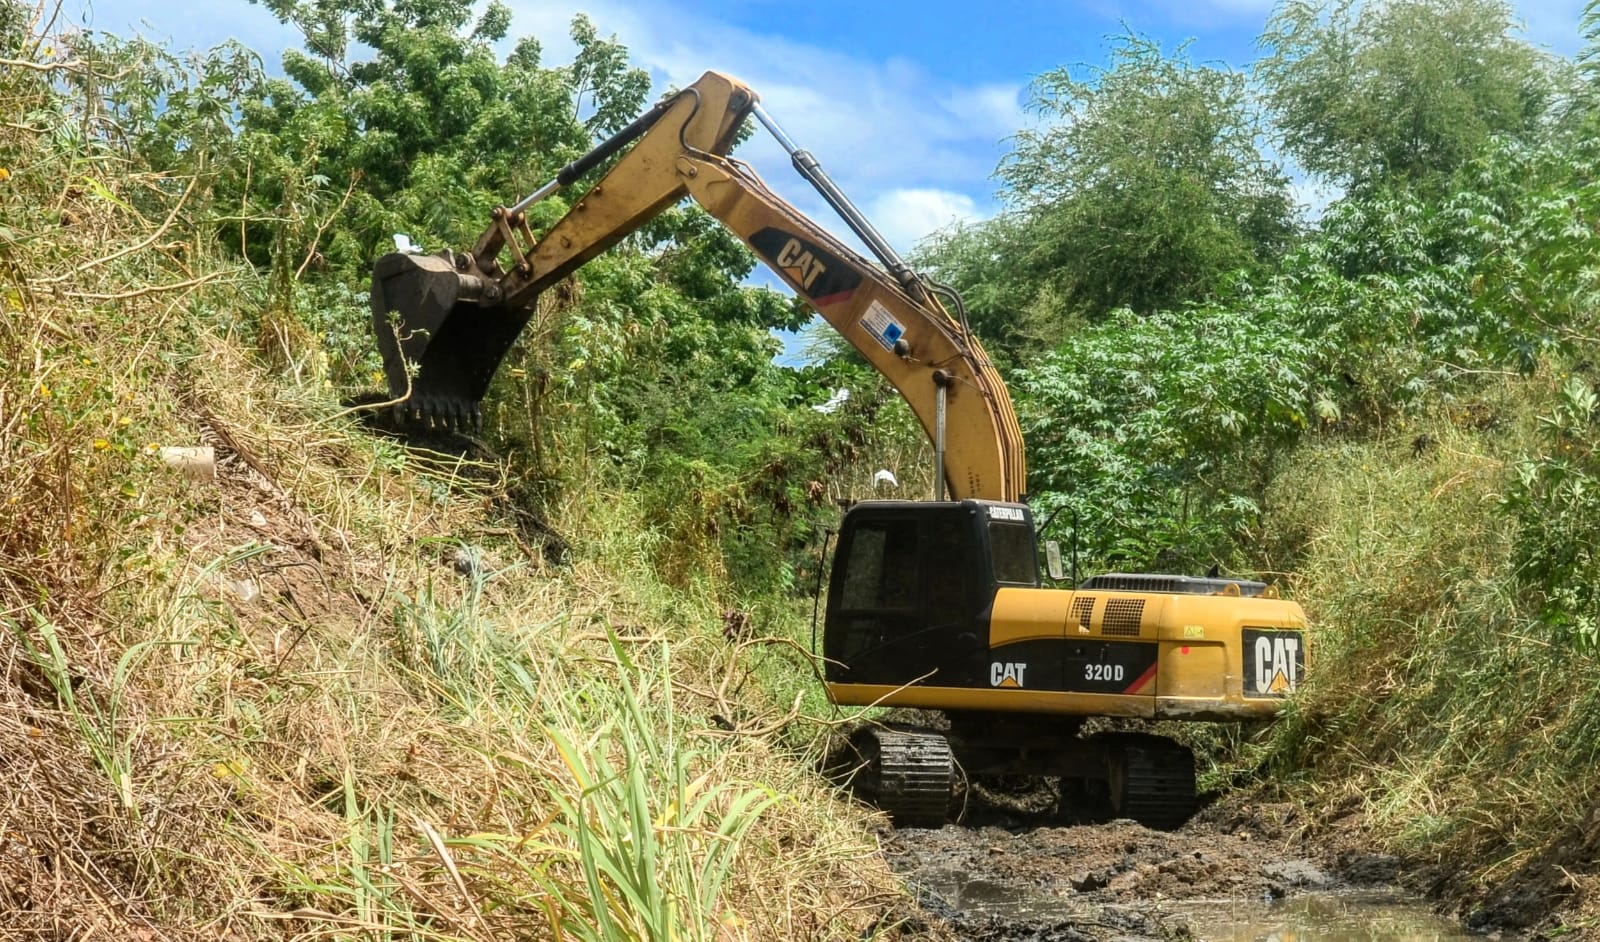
[58,268,232,301]
[37,176,198,284]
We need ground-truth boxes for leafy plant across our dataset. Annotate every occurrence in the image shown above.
[532,636,780,941]
[1502,377,1600,649]
[1015,304,1316,572]
[1257,0,1556,193]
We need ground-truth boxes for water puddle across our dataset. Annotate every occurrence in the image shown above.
[914,867,1086,920]
[916,868,1476,941]
[1184,890,1477,941]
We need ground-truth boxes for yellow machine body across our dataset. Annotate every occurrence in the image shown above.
[827,584,1307,721]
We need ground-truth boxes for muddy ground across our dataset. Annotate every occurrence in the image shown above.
[880,794,1411,942]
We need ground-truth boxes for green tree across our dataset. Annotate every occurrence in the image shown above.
[995,33,1296,328]
[239,2,647,262]
[917,34,1296,353]
[1256,0,1555,193]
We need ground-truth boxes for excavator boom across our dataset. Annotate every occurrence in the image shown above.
[369,70,1025,502]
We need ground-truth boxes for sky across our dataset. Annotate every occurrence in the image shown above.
[64,0,1590,268]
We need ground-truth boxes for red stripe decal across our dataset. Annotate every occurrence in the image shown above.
[810,289,856,307]
[1123,662,1158,694]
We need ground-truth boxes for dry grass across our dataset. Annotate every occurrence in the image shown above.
[1257,381,1600,923]
[0,31,911,941]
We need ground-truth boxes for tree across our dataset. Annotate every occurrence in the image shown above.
[921,34,1295,350]
[1002,35,1295,320]
[1256,0,1555,193]
[1014,304,1316,572]
[238,1,649,262]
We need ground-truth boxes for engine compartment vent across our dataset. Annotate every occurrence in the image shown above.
[1081,573,1269,597]
[1101,598,1145,636]
[1071,596,1096,631]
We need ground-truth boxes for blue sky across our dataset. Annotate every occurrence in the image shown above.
[68,0,1589,256]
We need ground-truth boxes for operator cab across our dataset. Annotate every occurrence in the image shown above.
[823,500,1038,687]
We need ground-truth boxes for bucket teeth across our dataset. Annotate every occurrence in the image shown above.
[394,394,482,433]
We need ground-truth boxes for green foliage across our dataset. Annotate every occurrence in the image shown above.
[1015,306,1316,571]
[1270,136,1600,421]
[1257,0,1555,193]
[984,33,1294,332]
[1584,2,1600,89]
[910,216,1037,355]
[1502,378,1600,649]
[236,0,625,261]
[1005,123,1600,577]
[0,0,26,55]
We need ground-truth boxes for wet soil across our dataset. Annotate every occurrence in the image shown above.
[881,794,1418,941]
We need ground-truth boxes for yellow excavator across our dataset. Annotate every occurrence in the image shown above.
[369,71,1309,829]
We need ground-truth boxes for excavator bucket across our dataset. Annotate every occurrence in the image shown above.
[369,251,534,428]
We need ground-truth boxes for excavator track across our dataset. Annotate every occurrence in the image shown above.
[852,728,954,827]
[1107,734,1197,831]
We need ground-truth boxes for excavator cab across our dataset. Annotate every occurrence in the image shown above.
[823,500,1038,689]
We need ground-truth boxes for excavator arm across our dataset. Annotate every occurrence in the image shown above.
[370,70,1026,503]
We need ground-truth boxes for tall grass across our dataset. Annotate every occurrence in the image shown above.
[0,25,902,940]
[1256,377,1600,917]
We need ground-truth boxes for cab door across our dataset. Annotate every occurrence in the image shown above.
[823,505,986,687]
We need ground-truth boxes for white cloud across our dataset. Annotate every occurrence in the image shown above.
[867,188,986,254]
[505,0,1009,225]
[941,83,1029,141]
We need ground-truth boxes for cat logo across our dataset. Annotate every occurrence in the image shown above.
[775,237,827,293]
[748,228,862,304]
[1245,629,1304,697]
[990,662,1028,688]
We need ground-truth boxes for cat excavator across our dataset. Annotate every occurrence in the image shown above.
[368,71,1309,829]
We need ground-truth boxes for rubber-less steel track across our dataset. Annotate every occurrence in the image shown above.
[860,729,955,827]
[1108,734,1197,831]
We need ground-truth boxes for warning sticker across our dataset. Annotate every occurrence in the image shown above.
[859,301,905,352]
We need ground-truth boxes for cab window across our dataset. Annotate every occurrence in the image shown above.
[988,521,1039,586]
[837,519,919,611]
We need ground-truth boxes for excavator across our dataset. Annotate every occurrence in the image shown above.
[368,71,1309,829]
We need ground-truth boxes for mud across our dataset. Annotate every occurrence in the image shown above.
[881,795,1425,942]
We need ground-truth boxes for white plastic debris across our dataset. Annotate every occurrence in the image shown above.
[159,446,215,483]
[392,233,422,254]
[812,387,850,414]
[873,469,899,488]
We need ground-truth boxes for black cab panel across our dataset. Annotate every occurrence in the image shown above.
[823,501,1037,687]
